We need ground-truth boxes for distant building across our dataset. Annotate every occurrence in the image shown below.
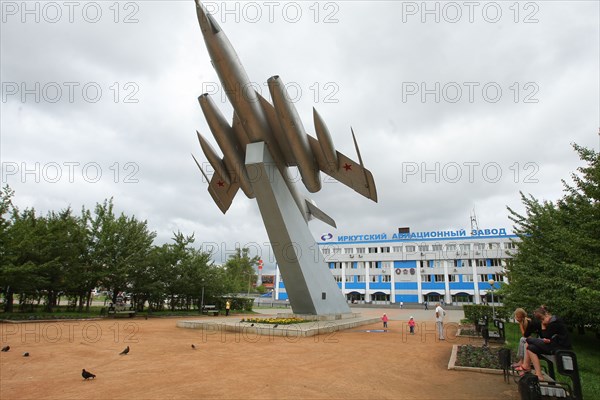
[275,227,516,305]
[261,274,275,289]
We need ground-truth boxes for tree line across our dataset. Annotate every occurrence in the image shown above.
[503,144,600,332]
[0,191,258,313]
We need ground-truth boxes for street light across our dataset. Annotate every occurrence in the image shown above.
[488,279,496,319]
[200,278,205,312]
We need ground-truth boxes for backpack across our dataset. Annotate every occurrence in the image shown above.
[518,373,542,400]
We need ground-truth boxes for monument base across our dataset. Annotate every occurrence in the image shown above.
[177,313,379,337]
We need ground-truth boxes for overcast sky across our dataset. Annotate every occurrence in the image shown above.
[1,1,598,272]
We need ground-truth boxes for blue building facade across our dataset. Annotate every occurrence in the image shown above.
[275,228,516,305]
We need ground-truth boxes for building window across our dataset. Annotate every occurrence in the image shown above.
[380,247,390,253]
[488,242,500,249]
[478,274,489,282]
[333,247,341,254]
[432,244,443,251]
[368,247,378,253]
[322,248,331,255]
[454,260,462,268]
[356,275,365,282]
[345,275,354,282]
[393,246,402,253]
[418,245,429,252]
[434,274,445,282]
[448,274,457,282]
[356,247,366,254]
[446,244,456,251]
[463,274,474,282]
[405,245,416,252]
[370,276,377,283]
[504,242,517,250]
[476,259,486,267]
[382,275,391,282]
[334,276,342,282]
[474,243,486,251]
[344,248,354,254]
[490,258,503,267]
[460,244,470,251]
[422,275,432,282]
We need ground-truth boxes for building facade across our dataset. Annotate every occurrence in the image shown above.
[275,228,516,305]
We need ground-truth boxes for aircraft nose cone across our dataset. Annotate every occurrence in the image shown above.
[195,0,221,35]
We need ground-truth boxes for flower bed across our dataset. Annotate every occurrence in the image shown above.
[454,345,504,369]
[240,317,310,325]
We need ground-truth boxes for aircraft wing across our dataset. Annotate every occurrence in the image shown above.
[308,136,378,202]
[256,92,377,202]
[192,154,240,214]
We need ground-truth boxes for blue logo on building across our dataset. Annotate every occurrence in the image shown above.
[321,233,333,241]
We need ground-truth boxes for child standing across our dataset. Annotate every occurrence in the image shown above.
[408,316,416,334]
[381,313,389,328]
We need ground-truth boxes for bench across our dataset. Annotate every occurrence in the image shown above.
[489,319,506,341]
[480,318,505,346]
[201,305,220,316]
[107,305,136,318]
[538,350,582,400]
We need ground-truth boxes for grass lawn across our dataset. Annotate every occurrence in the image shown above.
[504,322,599,399]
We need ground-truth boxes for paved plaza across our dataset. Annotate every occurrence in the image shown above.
[0,307,519,399]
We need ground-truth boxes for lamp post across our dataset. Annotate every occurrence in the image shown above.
[200,278,205,312]
[488,279,496,319]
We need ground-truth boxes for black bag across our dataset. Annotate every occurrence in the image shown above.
[498,348,511,383]
[518,373,542,400]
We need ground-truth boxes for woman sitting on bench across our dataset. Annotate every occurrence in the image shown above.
[513,308,541,370]
[524,306,572,381]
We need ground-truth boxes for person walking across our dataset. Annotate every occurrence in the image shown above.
[408,316,415,335]
[225,300,231,316]
[381,313,388,329]
[435,303,446,340]
[400,301,403,309]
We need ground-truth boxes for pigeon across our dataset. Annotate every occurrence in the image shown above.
[1,346,9,352]
[119,346,130,355]
[250,323,254,327]
[273,324,278,329]
[191,344,196,349]
[23,352,29,357]
[82,369,96,380]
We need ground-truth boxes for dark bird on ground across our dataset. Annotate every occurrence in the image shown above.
[82,369,96,380]
[250,323,254,327]
[1,346,9,352]
[119,346,130,355]
[191,344,196,349]
[23,352,29,357]
[273,324,278,328]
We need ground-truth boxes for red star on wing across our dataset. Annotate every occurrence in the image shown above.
[217,180,225,187]
[343,163,352,171]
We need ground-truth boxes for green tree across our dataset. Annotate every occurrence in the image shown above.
[223,248,259,294]
[85,199,156,304]
[0,185,16,310]
[40,208,88,311]
[504,144,600,329]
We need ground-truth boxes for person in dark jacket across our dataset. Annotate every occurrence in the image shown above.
[525,306,572,381]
